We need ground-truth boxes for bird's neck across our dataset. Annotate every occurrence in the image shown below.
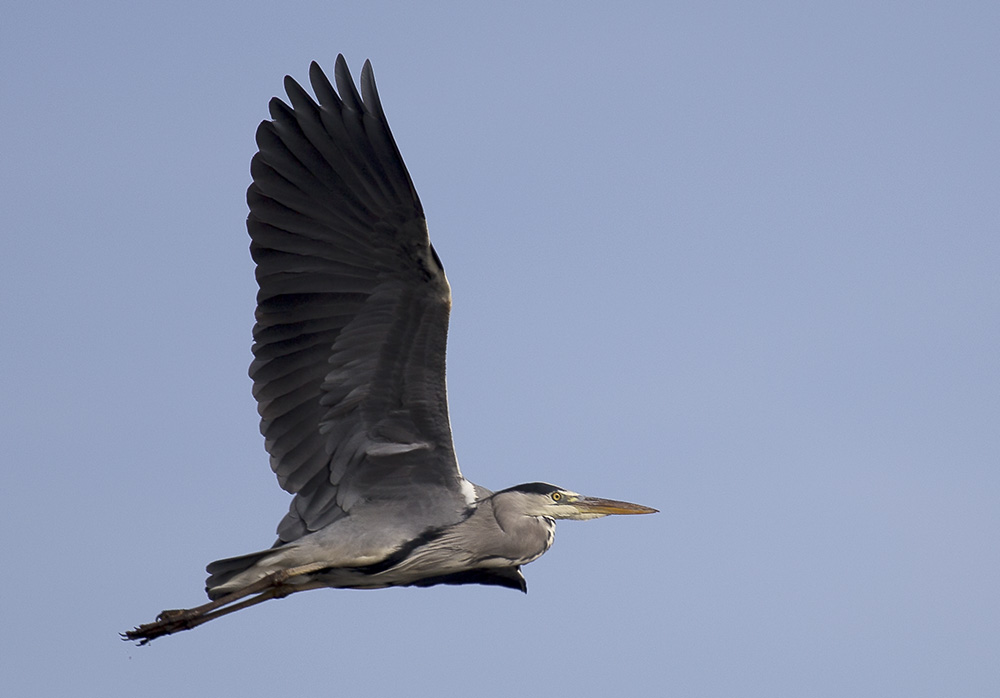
[487,499,556,565]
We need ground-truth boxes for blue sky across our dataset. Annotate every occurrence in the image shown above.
[2,1,998,696]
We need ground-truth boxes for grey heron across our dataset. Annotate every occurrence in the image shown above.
[124,55,656,645]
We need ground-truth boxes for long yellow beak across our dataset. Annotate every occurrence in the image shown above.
[572,495,659,516]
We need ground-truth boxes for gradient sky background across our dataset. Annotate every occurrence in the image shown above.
[3,2,998,696]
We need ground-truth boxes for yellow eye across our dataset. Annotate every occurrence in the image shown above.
[551,492,562,502]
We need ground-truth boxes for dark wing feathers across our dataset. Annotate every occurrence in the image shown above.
[247,55,467,545]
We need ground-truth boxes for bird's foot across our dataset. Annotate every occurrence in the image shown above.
[122,562,329,644]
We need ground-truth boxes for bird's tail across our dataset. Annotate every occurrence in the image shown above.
[205,548,279,600]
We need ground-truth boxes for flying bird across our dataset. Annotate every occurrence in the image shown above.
[125,55,656,644]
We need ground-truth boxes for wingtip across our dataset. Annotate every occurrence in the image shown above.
[281,73,301,98]
[334,53,350,79]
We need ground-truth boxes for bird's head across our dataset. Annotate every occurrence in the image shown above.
[498,482,658,520]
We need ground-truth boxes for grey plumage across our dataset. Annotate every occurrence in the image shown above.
[124,56,655,645]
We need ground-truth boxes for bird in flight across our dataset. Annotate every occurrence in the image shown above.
[124,55,656,644]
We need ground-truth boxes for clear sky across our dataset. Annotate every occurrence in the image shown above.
[2,1,998,696]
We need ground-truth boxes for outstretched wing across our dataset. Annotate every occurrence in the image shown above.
[247,56,472,545]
